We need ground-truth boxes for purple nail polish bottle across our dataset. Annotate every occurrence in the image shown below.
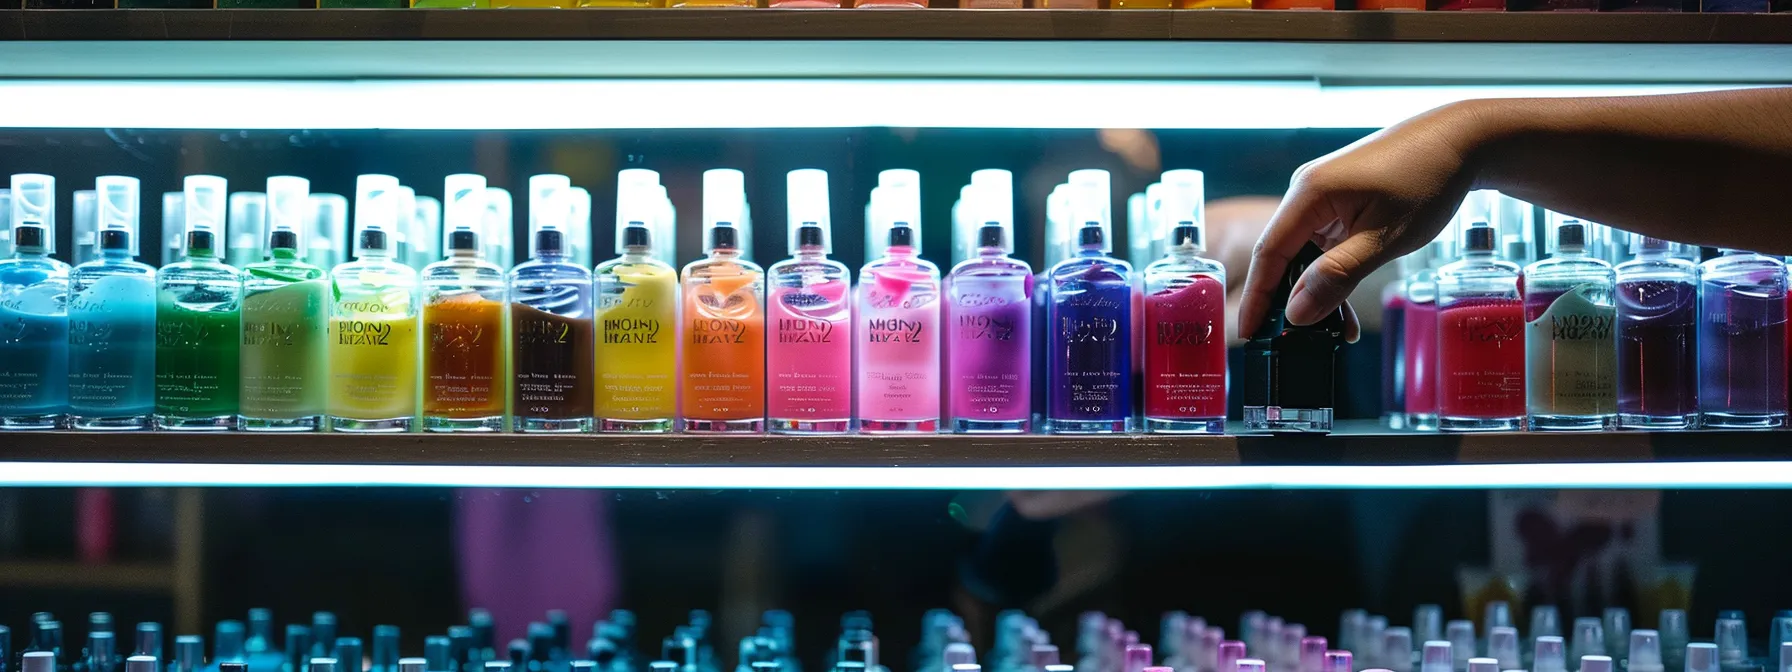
[1615,235,1698,428]
[1046,171,1134,434]
[1697,249,1788,428]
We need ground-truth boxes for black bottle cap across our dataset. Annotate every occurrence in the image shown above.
[136,624,164,658]
[708,224,739,251]
[99,229,131,252]
[222,664,249,672]
[621,223,652,250]
[1463,221,1496,252]
[12,225,45,250]
[887,223,914,248]
[424,638,452,672]
[1078,224,1103,248]
[1558,221,1586,248]
[796,224,826,249]
[1270,242,1327,310]
[186,230,216,254]
[90,614,115,634]
[358,229,387,254]
[534,229,564,256]
[976,223,1006,250]
[1171,224,1203,249]
[525,625,552,662]
[215,621,246,661]
[447,229,479,252]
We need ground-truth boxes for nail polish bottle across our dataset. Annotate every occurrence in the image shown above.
[1047,171,1135,434]
[767,169,853,434]
[1613,234,1698,429]
[239,177,329,432]
[1323,653,1350,672]
[1534,637,1566,672]
[680,169,766,433]
[68,176,157,431]
[1698,248,1788,428]
[1523,215,1616,430]
[508,175,595,434]
[946,171,1032,434]
[0,174,70,430]
[1403,230,1450,431]
[1241,241,1343,433]
[1419,642,1451,672]
[1299,638,1327,672]
[1446,622,1474,672]
[1436,220,1524,432]
[593,176,679,434]
[1628,631,1664,672]
[1383,629,1413,672]
[1715,620,1752,672]
[1602,610,1630,661]
[1657,611,1688,672]
[156,175,243,431]
[1142,170,1226,434]
[327,175,421,433]
[1364,617,1388,669]
[858,175,942,433]
[1686,644,1720,672]
[1488,629,1519,671]
[1569,619,1604,668]
[421,175,506,433]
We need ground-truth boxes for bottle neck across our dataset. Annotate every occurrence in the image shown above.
[886,245,917,260]
[795,245,827,260]
[1555,245,1588,258]
[976,246,1007,260]
[270,247,301,262]
[620,246,651,261]
[709,248,740,261]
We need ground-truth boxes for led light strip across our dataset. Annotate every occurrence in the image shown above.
[0,80,1742,131]
[2,461,1791,489]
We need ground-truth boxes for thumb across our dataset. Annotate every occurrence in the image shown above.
[1285,233,1389,327]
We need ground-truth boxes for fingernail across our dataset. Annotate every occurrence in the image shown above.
[1285,290,1316,326]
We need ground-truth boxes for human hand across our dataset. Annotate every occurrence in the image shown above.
[1238,101,1490,339]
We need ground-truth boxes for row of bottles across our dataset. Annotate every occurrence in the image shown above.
[0,167,1233,434]
[1382,190,1787,432]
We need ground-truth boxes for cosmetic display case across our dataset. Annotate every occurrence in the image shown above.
[2,15,1792,672]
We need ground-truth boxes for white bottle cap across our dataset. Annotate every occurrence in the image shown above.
[184,175,229,257]
[266,176,311,254]
[413,194,442,264]
[1488,627,1520,671]
[1491,192,1535,264]
[0,189,11,258]
[1129,188,1152,265]
[1046,183,1070,267]
[228,191,265,265]
[1627,631,1663,672]
[614,180,658,254]
[1161,169,1206,252]
[9,173,54,254]
[568,186,592,266]
[703,168,746,254]
[1446,621,1475,669]
[96,175,141,255]
[442,174,487,254]
[1534,637,1567,672]
[1069,167,1112,230]
[353,174,401,258]
[393,186,416,255]
[786,169,832,255]
[1069,171,1110,253]
[1469,659,1499,672]
[70,190,96,264]
[965,172,1015,255]
[482,187,513,268]
[528,174,573,258]
[23,652,55,672]
[308,193,349,267]
[1419,642,1452,672]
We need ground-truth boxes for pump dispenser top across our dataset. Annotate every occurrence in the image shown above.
[703,168,746,255]
[528,175,573,258]
[443,174,487,255]
[183,176,228,258]
[353,174,402,259]
[266,177,310,255]
[967,170,1015,254]
[786,169,832,255]
[96,176,141,255]
[9,174,54,254]
[1160,169,1206,252]
[1070,171,1111,253]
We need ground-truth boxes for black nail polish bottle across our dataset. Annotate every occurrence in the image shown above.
[1240,242,1346,433]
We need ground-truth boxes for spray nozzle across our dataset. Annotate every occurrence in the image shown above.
[9,173,54,254]
[184,175,228,256]
[444,174,487,254]
[96,175,140,254]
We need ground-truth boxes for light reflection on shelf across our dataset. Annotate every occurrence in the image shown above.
[2,461,1790,489]
[0,80,1744,131]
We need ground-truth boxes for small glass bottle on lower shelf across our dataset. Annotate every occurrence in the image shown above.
[1435,220,1524,432]
[1142,170,1226,434]
[0,174,71,430]
[1047,171,1134,434]
[69,176,157,431]
[1698,248,1788,428]
[422,175,507,433]
[680,170,766,434]
[156,175,243,431]
[328,175,421,433]
[945,171,1032,434]
[508,175,595,434]
[1523,215,1616,431]
[240,177,329,432]
[1240,242,1342,433]
[593,179,678,434]
[768,170,854,435]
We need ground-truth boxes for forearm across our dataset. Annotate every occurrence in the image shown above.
[1459,88,1792,254]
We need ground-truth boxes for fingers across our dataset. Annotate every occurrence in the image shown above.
[1237,184,1335,338]
[1286,232,1389,329]
[1342,300,1361,344]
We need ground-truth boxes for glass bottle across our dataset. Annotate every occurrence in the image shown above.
[1047,172,1134,434]
[1142,170,1226,434]
[328,175,421,433]
[1435,220,1524,431]
[857,182,942,433]
[945,172,1032,434]
[1523,216,1617,430]
[680,169,765,433]
[239,177,330,432]
[507,175,594,433]
[1381,262,1408,428]
[1403,234,1448,430]
[156,175,243,430]
[0,174,70,429]
[1612,234,1691,428]
[422,174,506,432]
[767,169,853,434]
[1698,248,1788,428]
[593,180,679,434]
[68,176,156,431]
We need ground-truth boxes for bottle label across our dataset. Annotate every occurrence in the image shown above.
[595,269,677,421]
[1048,281,1133,422]
[155,299,243,418]
[328,310,418,421]
[858,279,941,423]
[768,284,851,423]
[512,303,595,421]
[68,276,156,416]
[0,302,69,416]
[680,279,766,422]
[240,281,328,420]
[424,295,504,419]
[947,275,1030,423]
[1525,284,1617,416]
[1437,299,1524,419]
[1144,275,1226,419]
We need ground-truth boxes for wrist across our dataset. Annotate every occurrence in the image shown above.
[1446,98,1544,191]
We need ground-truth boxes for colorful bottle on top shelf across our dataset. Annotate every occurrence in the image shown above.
[767,169,853,434]
[1698,248,1787,428]
[1524,215,1617,431]
[1047,170,1133,434]
[1142,170,1226,434]
[508,175,595,434]
[593,174,679,434]
[422,174,507,432]
[0,174,70,430]
[328,175,421,433]
[156,175,243,431]
[68,176,156,431]
[946,170,1032,434]
[1435,219,1524,432]
[681,169,766,433]
[239,176,329,432]
[859,175,942,434]
[1403,232,1447,430]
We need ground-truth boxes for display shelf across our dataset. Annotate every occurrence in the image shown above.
[0,11,1790,81]
[1,423,1790,489]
